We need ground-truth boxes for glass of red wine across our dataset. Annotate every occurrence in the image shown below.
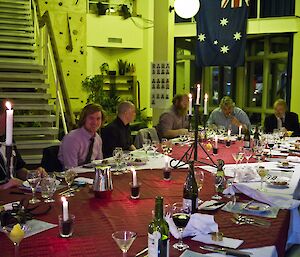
[267,135,275,157]
[171,202,191,251]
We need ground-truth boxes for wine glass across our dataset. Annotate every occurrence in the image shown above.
[212,174,224,200]
[142,139,151,155]
[257,166,268,191]
[112,230,137,257]
[238,152,245,164]
[2,224,28,257]
[232,153,241,178]
[26,170,41,204]
[41,174,57,203]
[113,147,124,175]
[151,140,159,157]
[172,202,191,251]
[243,148,253,164]
[64,169,77,197]
[267,135,275,157]
[194,170,204,204]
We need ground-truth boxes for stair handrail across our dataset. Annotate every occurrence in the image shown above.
[31,0,75,133]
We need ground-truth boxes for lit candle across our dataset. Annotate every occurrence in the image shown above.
[188,93,192,115]
[61,197,69,222]
[131,167,137,187]
[214,135,218,149]
[196,84,200,105]
[238,125,242,137]
[164,155,169,169]
[227,129,231,138]
[204,93,208,115]
[5,101,13,146]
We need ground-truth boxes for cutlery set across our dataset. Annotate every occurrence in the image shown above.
[232,214,271,227]
[58,186,80,197]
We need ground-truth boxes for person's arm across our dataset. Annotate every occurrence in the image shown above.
[159,113,188,139]
[231,109,251,131]
[102,127,119,158]
[59,135,80,169]
[0,178,22,190]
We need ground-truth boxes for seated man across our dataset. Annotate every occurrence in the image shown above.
[264,99,300,136]
[0,99,45,189]
[156,94,189,139]
[58,104,104,169]
[102,101,136,158]
[207,96,251,134]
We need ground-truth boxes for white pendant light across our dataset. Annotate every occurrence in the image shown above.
[174,0,200,19]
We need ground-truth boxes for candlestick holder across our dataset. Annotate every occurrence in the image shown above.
[170,104,217,169]
[5,144,15,179]
[129,182,141,199]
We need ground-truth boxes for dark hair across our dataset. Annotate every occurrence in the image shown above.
[77,104,106,128]
[172,94,188,105]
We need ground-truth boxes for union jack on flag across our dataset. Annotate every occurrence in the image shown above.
[221,0,250,8]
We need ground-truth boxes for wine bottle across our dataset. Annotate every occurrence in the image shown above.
[243,128,251,148]
[216,159,226,194]
[253,126,260,146]
[183,162,198,213]
[148,196,170,257]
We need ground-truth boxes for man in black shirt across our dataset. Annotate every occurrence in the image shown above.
[102,101,136,158]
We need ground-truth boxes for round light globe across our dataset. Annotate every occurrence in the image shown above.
[174,0,200,19]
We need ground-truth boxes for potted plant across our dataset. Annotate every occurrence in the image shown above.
[118,59,127,75]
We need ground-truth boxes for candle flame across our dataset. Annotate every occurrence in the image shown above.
[188,93,192,99]
[5,101,12,110]
[197,84,200,88]
[204,93,208,100]
[61,196,67,202]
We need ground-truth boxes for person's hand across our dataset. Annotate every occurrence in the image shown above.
[36,167,48,178]
[0,178,23,190]
[230,116,242,128]
[178,129,188,136]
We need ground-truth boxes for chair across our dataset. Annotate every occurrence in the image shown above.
[134,127,159,149]
[41,145,63,172]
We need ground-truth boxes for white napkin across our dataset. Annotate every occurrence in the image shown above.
[25,219,57,238]
[287,156,300,163]
[223,183,300,209]
[165,213,218,239]
[233,166,261,183]
[74,177,94,185]
[192,234,243,249]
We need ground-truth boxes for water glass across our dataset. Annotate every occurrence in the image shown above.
[41,174,57,203]
[27,170,41,204]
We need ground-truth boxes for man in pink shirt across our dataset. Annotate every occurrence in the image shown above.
[58,104,105,169]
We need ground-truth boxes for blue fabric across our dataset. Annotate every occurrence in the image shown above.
[196,0,249,67]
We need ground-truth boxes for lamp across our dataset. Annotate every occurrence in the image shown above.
[170,0,200,19]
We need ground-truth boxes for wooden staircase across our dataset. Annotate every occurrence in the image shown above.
[0,0,60,165]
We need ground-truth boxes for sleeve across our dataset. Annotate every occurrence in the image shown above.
[13,144,26,171]
[102,126,119,158]
[237,109,251,129]
[291,113,300,136]
[59,135,81,169]
[158,113,174,135]
[207,111,215,126]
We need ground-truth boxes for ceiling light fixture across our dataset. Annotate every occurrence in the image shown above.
[170,0,200,19]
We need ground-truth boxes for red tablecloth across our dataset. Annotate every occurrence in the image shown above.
[0,142,290,257]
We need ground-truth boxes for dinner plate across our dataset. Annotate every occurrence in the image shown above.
[244,202,270,213]
[128,157,148,166]
[277,163,295,169]
[266,176,290,188]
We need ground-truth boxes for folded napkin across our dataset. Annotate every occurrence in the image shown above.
[165,213,218,239]
[74,177,94,185]
[223,183,300,210]
[227,166,260,183]
[287,156,300,163]
[192,234,243,249]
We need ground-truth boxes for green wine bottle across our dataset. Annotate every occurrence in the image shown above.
[148,196,170,257]
[183,162,198,213]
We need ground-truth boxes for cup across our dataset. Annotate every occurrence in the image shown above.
[226,140,231,148]
[58,214,75,238]
[163,168,171,181]
[213,147,218,155]
[129,182,141,199]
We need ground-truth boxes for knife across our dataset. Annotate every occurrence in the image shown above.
[200,245,252,257]
[203,201,226,208]
[135,247,148,257]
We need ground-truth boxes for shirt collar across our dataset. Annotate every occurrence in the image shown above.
[79,127,95,139]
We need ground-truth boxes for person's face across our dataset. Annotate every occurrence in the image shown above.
[175,96,189,112]
[0,112,5,136]
[274,104,286,118]
[126,106,136,123]
[221,105,233,117]
[84,111,102,134]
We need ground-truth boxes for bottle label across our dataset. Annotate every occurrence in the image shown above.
[183,198,198,211]
[148,231,161,257]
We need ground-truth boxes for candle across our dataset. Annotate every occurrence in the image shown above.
[188,93,192,115]
[61,197,69,222]
[204,93,208,115]
[238,125,242,137]
[214,135,218,149]
[5,101,13,146]
[131,167,137,187]
[227,129,231,138]
[164,155,169,169]
[196,84,200,105]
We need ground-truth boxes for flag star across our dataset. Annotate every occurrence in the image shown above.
[198,33,206,42]
[220,45,229,54]
[220,18,229,26]
[233,32,242,41]
[213,40,218,45]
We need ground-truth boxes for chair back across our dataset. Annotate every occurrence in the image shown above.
[134,127,159,149]
[41,145,63,172]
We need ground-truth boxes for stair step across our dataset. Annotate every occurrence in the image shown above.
[0,50,36,58]
[0,24,33,32]
[0,0,30,4]
[0,9,30,15]
[0,43,34,51]
[14,115,56,122]
[14,104,53,111]
[0,72,46,81]
[0,92,50,99]
[15,139,60,149]
[0,3,30,10]
[0,81,49,89]
[0,13,30,21]
[0,19,32,26]
[14,127,59,136]
[0,30,34,37]
[0,62,44,71]
[21,154,43,165]
[0,57,37,64]
[0,36,34,44]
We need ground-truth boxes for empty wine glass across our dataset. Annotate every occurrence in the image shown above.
[142,139,151,155]
[232,153,241,176]
[64,169,77,197]
[243,148,253,164]
[172,202,191,251]
[151,140,159,157]
[194,170,204,204]
[212,174,224,200]
[26,170,41,204]
[112,230,137,257]
[113,147,124,175]
[238,152,245,164]
[41,174,57,203]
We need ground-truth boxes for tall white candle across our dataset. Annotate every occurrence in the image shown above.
[131,167,137,187]
[227,129,231,138]
[238,125,242,137]
[5,101,13,146]
[214,135,218,149]
[204,93,208,115]
[196,84,200,105]
[164,155,169,169]
[61,197,69,222]
[188,93,192,115]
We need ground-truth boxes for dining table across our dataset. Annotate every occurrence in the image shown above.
[0,138,299,257]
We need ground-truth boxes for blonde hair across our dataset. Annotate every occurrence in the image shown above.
[219,96,235,109]
[273,99,287,110]
[78,104,105,128]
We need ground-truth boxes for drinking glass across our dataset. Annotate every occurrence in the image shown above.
[267,135,275,157]
[64,169,77,197]
[212,174,224,200]
[26,170,41,204]
[142,139,151,155]
[113,147,124,175]
[238,152,245,164]
[194,170,204,204]
[172,202,191,251]
[112,231,137,257]
[232,153,241,177]
[151,140,159,157]
[257,166,268,191]
[41,174,57,203]
[243,148,252,163]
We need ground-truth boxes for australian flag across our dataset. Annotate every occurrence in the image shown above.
[196,0,249,67]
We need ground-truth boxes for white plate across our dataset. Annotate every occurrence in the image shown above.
[267,176,290,188]
[23,179,60,188]
[244,202,270,213]
[277,164,295,169]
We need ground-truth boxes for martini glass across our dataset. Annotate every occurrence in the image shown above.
[112,230,137,257]
[64,169,77,197]
[26,170,41,204]
[2,224,28,257]
[194,169,204,204]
